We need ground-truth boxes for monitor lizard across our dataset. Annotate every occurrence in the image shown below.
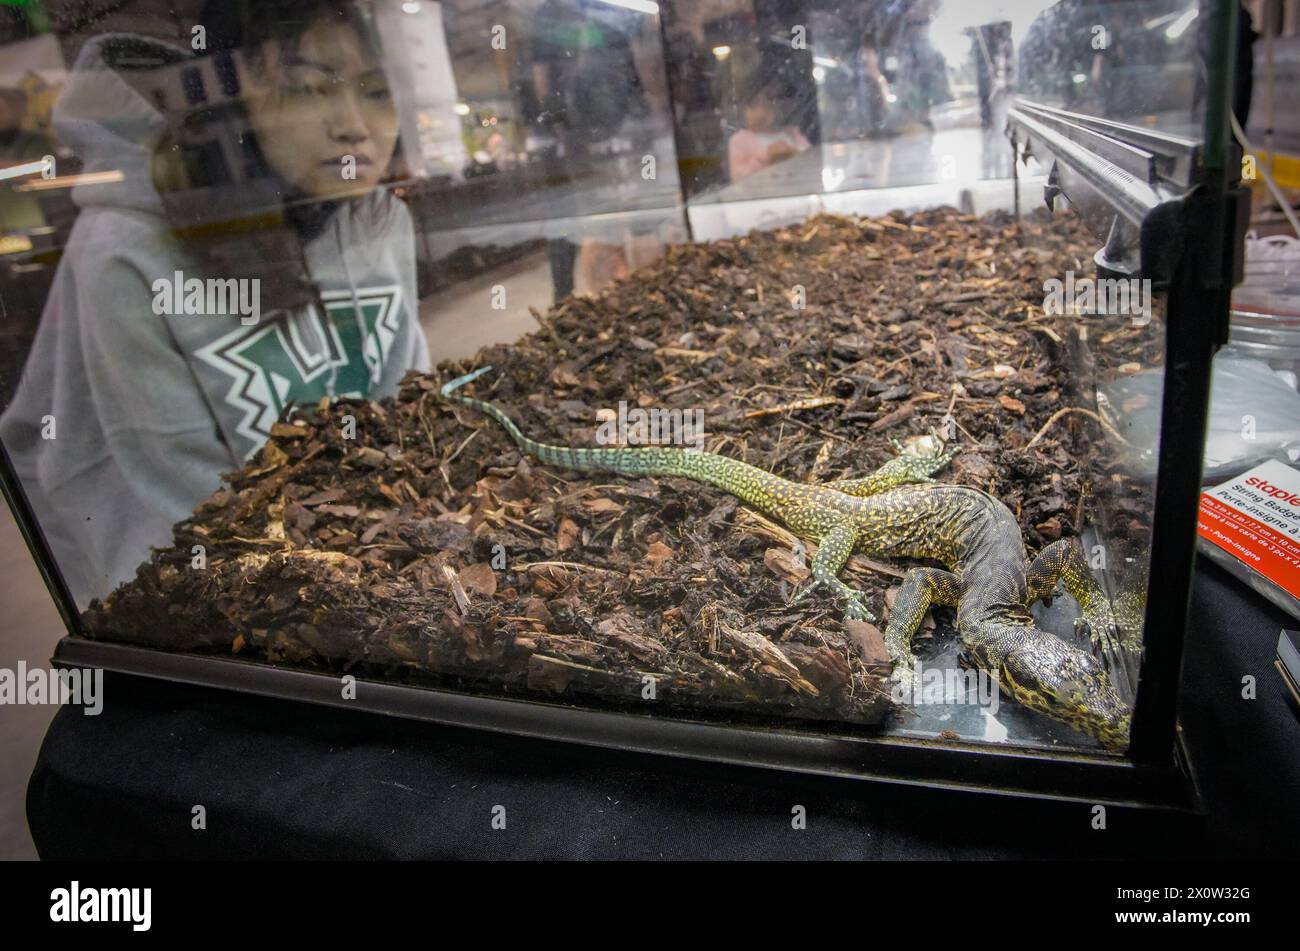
[442,366,1135,749]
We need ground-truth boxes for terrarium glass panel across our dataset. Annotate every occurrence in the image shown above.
[0,0,1219,759]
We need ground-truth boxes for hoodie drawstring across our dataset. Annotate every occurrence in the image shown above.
[335,204,373,389]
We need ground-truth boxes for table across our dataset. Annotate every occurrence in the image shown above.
[26,557,1300,859]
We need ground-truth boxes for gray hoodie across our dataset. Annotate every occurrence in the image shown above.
[0,35,431,606]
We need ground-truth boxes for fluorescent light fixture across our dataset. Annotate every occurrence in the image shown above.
[1165,8,1197,40]
[453,102,471,115]
[712,45,731,60]
[595,0,659,14]
[0,158,52,182]
[15,170,124,192]
[401,1,421,12]
[813,56,838,68]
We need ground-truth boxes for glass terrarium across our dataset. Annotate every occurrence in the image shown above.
[0,0,1248,807]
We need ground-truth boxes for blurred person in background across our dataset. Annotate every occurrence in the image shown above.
[522,0,653,298]
[969,21,1012,129]
[728,80,810,183]
[0,0,430,605]
[893,0,949,131]
[855,37,891,139]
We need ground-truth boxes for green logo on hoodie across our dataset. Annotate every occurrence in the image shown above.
[195,285,402,451]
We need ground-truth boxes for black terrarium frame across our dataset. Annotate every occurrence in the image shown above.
[2,2,1251,810]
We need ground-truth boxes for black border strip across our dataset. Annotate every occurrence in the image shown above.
[54,636,1203,812]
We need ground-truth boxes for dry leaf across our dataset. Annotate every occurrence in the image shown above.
[317,504,361,517]
[764,547,810,585]
[556,517,579,551]
[458,562,498,598]
[844,619,890,667]
[643,540,675,572]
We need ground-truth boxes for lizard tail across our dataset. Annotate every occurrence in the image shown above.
[440,366,681,475]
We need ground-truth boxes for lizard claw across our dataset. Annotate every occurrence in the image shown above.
[788,580,877,624]
[1074,615,1105,651]
[888,653,920,701]
[928,427,960,456]
[788,580,817,607]
[1075,614,1139,658]
[843,590,877,623]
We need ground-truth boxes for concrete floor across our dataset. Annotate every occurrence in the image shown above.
[418,253,551,361]
[0,253,553,860]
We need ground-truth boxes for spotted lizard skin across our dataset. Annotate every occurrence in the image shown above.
[444,367,1134,750]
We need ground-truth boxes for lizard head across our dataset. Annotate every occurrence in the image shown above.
[998,632,1132,751]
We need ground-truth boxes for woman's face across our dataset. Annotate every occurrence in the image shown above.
[244,18,399,199]
[744,99,776,132]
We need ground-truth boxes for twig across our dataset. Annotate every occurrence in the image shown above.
[417,392,438,455]
[743,396,845,420]
[782,415,853,444]
[1025,406,1133,450]
[445,428,479,465]
[662,378,709,397]
[548,483,637,505]
[516,560,626,575]
[499,513,547,537]
[949,416,995,451]
[441,564,471,615]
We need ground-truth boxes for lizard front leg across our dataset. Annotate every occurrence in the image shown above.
[825,440,957,497]
[788,521,876,622]
[1026,539,1138,661]
[884,567,961,687]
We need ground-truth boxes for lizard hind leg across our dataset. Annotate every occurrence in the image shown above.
[884,567,961,687]
[788,521,876,623]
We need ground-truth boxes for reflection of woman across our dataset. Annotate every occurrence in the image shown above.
[0,1,430,604]
[727,84,810,183]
